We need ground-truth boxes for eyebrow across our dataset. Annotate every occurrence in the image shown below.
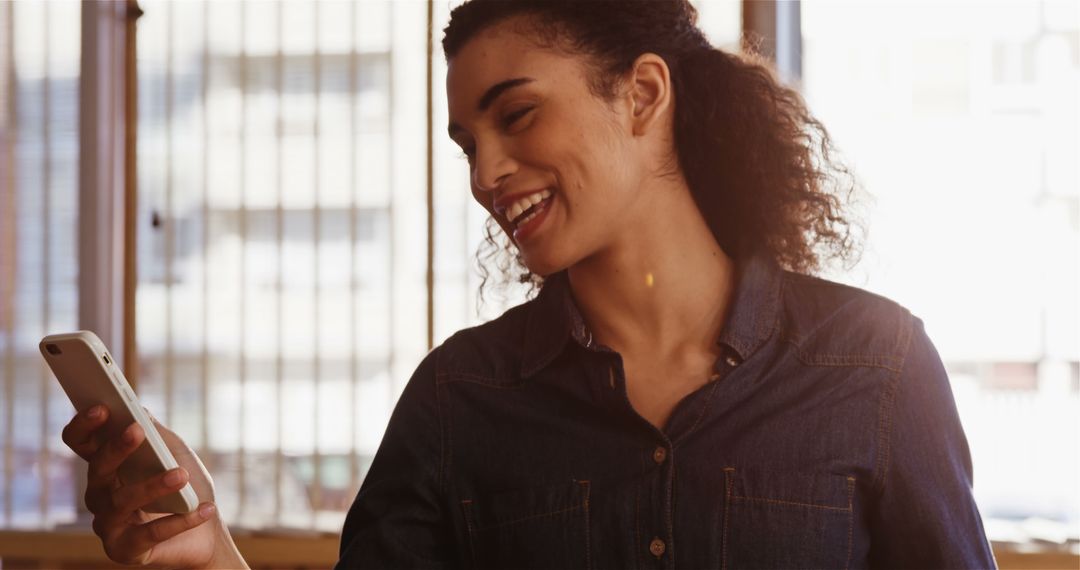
[448,77,535,138]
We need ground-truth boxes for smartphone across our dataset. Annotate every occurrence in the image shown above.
[39,330,198,514]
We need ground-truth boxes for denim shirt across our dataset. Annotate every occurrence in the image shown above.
[337,250,997,569]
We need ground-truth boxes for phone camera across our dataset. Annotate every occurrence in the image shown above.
[45,343,62,355]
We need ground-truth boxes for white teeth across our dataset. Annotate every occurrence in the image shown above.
[506,189,553,223]
[517,210,539,227]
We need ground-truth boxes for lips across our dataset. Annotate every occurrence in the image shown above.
[511,193,554,243]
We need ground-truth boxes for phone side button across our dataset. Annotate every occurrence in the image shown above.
[121,386,137,403]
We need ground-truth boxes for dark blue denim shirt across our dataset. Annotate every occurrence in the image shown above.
[337,250,997,569]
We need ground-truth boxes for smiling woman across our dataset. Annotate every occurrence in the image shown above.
[59,1,999,568]
[335,1,996,568]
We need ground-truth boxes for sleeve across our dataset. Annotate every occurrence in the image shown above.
[335,347,457,569]
[867,317,998,569]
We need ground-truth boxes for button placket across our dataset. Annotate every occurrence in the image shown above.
[649,537,666,558]
[652,446,667,464]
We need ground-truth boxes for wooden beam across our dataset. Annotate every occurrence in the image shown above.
[123,0,141,389]
[0,529,339,569]
[1,530,1078,569]
[741,0,801,85]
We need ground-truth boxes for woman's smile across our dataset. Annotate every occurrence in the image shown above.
[510,191,555,243]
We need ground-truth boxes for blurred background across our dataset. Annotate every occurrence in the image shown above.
[0,0,1077,568]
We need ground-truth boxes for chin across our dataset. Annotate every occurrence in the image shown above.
[520,250,569,278]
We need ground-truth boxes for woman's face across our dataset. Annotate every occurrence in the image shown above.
[446,19,645,277]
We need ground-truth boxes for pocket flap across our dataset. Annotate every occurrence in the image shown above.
[464,479,590,531]
[726,466,854,511]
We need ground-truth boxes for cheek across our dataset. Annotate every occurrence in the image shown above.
[470,185,490,212]
[520,118,593,186]
[512,103,628,210]
[561,114,624,178]
[551,132,626,206]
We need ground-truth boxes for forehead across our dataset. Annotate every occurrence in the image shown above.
[445,20,583,115]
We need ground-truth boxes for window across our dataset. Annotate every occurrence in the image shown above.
[0,0,83,528]
[0,0,429,534]
[4,0,1074,559]
[133,0,426,531]
[802,0,1079,548]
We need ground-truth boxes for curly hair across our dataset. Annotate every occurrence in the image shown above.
[443,0,866,308]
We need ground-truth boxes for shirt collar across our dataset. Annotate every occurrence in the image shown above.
[521,248,783,378]
[715,249,784,361]
[521,269,585,378]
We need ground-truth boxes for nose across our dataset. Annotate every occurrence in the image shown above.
[471,140,517,193]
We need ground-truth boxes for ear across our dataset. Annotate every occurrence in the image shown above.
[625,52,672,137]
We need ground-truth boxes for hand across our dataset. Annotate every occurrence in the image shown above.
[61,405,247,569]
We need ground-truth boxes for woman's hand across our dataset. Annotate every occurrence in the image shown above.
[61,405,248,569]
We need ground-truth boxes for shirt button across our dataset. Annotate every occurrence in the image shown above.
[725,354,741,367]
[652,446,667,464]
[649,537,666,557]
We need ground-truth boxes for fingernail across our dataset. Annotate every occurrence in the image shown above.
[164,468,185,486]
[88,406,103,419]
[198,503,216,519]
[122,426,137,443]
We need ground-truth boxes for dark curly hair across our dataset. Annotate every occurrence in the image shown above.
[443,0,866,308]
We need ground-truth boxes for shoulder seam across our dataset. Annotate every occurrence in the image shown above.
[785,294,910,370]
[872,311,917,496]
[434,345,448,492]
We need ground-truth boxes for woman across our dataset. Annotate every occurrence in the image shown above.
[62,0,997,568]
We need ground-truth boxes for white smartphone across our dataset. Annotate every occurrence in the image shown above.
[39,330,198,514]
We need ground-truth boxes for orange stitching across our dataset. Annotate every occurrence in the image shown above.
[460,500,477,568]
[634,480,641,567]
[443,384,454,477]
[666,466,675,568]
[436,373,527,388]
[875,362,900,493]
[845,477,855,570]
[730,494,852,512]
[581,481,592,570]
[473,503,585,531]
[783,338,904,372]
[677,380,720,445]
[721,468,734,570]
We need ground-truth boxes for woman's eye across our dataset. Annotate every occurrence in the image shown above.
[501,106,533,129]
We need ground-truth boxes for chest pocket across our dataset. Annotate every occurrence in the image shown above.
[721,466,856,570]
[461,479,591,570]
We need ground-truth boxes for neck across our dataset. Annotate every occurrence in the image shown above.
[566,180,736,362]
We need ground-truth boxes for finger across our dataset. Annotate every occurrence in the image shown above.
[86,423,144,495]
[130,414,216,503]
[61,405,110,461]
[107,467,189,522]
[117,503,217,559]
